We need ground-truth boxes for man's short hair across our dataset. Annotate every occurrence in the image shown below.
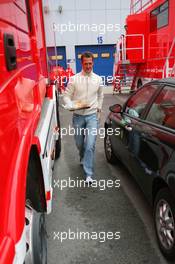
[81,51,94,62]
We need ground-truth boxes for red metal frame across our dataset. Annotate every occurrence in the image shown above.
[113,0,175,92]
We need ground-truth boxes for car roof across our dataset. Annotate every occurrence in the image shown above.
[149,78,175,87]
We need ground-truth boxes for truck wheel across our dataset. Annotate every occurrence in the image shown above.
[137,79,142,89]
[154,188,175,260]
[104,132,117,164]
[55,134,61,159]
[55,91,61,159]
[25,206,47,264]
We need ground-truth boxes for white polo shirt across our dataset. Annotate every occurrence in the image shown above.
[63,71,104,115]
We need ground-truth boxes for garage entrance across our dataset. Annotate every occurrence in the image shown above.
[47,46,67,69]
[75,44,115,83]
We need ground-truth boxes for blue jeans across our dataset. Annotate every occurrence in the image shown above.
[72,113,98,178]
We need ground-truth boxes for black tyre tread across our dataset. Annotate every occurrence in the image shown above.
[55,91,61,159]
[137,79,142,89]
[104,133,117,164]
[55,135,61,159]
[154,187,175,260]
[32,212,47,264]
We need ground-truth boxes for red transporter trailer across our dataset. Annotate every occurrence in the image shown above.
[0,0,61,263]
[113,0,175,92]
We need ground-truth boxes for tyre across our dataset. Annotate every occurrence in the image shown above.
[104,131,117,164]
[154,188,175,260]
[55,91,61,159]
[55,134,61,159]
[137,79,142,89]
[25,206,47,264]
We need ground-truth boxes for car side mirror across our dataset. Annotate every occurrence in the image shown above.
[109,104,122,113]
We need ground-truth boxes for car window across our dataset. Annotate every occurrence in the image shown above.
[146,86,175,130]
[125,84,157,118]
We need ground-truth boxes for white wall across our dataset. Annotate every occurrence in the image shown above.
[43,0,130,71]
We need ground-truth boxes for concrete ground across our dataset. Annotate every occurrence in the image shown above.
[103,85,131,94]
[46,89,170,264]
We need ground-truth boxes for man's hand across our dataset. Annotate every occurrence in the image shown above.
[62,101,74,110]
[97,108,102,120]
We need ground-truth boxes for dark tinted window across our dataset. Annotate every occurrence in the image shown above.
[146,86,175,130]
[150,0,169,32]
[125,85,157,118]
[157,8,168,28]
[160,1,168,11]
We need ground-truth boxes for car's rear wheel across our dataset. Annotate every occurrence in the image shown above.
[104,132,117,164]
[25,205,47,264]
[154,188,175,260]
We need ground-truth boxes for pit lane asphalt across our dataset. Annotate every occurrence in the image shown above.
[46,92,169,264]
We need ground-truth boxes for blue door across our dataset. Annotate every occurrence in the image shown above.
[75,45,115,83]
[47,46,67,69]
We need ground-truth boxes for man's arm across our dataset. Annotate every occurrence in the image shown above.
[97,77,104,111]
[63,78,75,108]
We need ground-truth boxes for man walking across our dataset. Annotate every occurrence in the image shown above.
[63,52,104,183]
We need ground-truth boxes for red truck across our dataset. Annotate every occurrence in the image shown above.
[113,0,175,92]
[0,0,61,263]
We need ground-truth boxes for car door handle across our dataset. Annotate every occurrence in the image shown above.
[125,125,132,132]
[142,135,158,146]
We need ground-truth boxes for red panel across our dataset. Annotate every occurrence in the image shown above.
[0,0,48,249]
[0,236,15,264]
[126,12,147,63]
